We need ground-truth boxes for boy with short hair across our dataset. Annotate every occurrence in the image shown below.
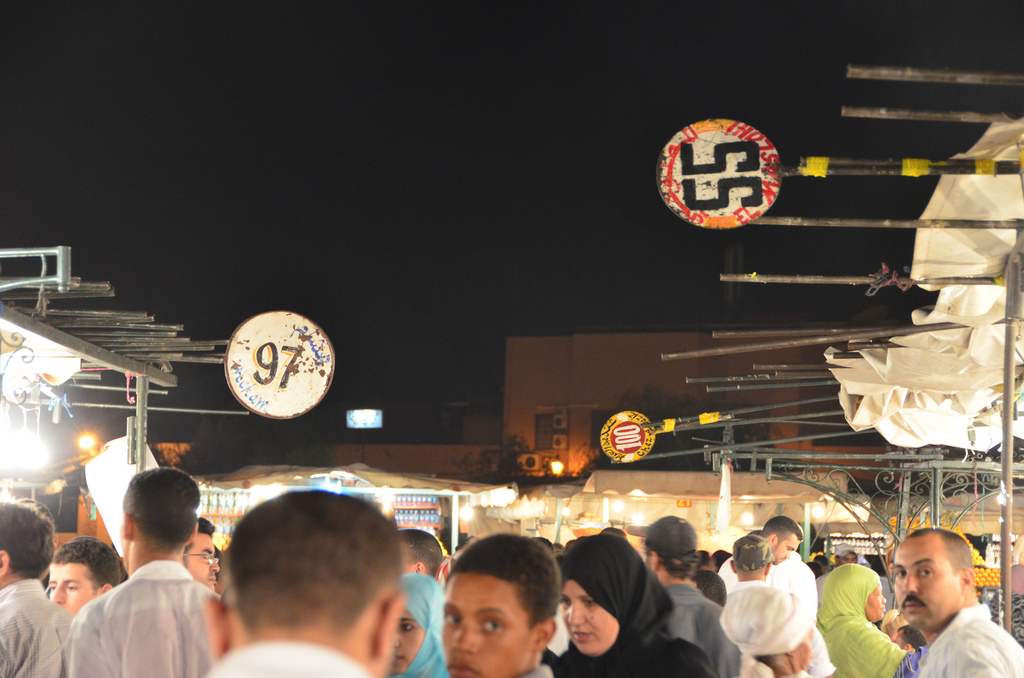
[444,534,559,678]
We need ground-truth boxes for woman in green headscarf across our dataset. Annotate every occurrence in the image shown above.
[817,564,909,678]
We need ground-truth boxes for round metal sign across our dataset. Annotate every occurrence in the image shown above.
[657,119,780,229]
[224,311,335,418]
[600,411,656,463]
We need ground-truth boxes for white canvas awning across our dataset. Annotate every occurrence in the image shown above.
[831,118,1024,449]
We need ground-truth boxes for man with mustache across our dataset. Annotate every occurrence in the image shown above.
[894,528,1024,677]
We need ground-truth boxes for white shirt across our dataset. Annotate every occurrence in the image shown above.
[68,560,217,678]
[720,553,818,621]
[730,581,836,678]
[203,641,374,678]
[0,578,72,678]
[919,603,1024,678]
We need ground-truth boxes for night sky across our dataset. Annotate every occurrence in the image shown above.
[2,3,1023,457]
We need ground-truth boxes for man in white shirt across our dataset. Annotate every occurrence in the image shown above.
[67,467,217,678]
[0,501,72,678]
[204,490,405,678]
[894,528,1024,678]
[719,516,818,620]
[728,534,835,678]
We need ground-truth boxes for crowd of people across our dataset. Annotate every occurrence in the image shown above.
[1,467,1023,678]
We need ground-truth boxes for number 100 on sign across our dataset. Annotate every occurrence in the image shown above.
[225,311,335,419]
[600,411,656,463]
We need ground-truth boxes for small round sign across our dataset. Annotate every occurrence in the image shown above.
[224,311,335,418]
[657,119,781,229]
[600,411,656,463]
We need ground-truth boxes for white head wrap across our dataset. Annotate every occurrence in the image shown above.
[721,586,814,678]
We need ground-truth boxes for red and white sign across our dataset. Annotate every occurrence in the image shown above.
[600,411,656,463]
[657,119,780,229]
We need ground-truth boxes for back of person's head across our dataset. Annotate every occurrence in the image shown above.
[696,550,713,570]
[732,534,773,574]
[807,561,824,578]
[721,586,813,674]
[0,501,54,579]
[227,490,401,634]
[451,534,560,625]
[761,515,803,541]
[899,625,926,651]
[53,536,123,588]
[399,529,444,578]
[531,536,554,552]
[695,569,727,606]
[123,467,200,550]
[599,527,627,539]
[631,516,700,582]
[712,549,731,571]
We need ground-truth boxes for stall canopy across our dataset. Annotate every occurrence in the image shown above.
[830,117,1024,450]
[581,469,841,502]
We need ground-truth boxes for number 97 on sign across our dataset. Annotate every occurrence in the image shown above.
[600,411,656,463]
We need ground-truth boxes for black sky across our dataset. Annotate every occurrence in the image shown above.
[2,2,1023,452]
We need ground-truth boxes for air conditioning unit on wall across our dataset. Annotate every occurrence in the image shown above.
[552,434,568,450]
[552,413,568,430]
[518,453,543,470]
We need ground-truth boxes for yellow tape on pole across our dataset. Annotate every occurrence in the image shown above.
[902,159,931,177]
[800,157,830,177]
[975,159,996,175]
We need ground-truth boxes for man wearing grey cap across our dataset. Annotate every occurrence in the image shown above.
[729,535,836,678]
[814,543,859,611]
[629,517,741,678]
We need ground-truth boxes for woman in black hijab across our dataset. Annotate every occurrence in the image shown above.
[553,533,718,678]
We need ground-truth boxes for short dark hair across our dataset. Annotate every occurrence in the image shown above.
[226,491,401,633]
[53,537,123,588]
[902,528,972,573]
[399,529,444,577]
[900,625,926,651]
[712,550,731,570]
[451,534,560,626]
[186,517,216,551]
[600,527,627,538]
[695,569,727,606]
[0,502,54,578]
[123,468,200,551]
[762,515,803,542]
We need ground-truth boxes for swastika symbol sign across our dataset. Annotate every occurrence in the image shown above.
[657,119,781,229]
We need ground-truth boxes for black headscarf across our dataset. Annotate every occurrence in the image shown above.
[555,534,716,678]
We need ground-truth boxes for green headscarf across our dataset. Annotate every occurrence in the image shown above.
[816,564,907,678]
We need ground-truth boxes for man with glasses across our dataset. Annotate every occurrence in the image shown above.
[183,518,219,592]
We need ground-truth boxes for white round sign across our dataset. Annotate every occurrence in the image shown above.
[657,119,781,229]
[224,311,335,418]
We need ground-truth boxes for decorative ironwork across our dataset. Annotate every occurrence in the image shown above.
[0,329,36,406]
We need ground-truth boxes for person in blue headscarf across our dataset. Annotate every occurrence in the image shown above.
[391,573,450,678]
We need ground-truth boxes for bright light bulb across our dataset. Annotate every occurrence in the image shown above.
[632,513,644,525]
[741,512,753,526]
[460,505,475,521]
[77,434,97,451]
[812,505,825,519]
[612,500,624,513]
[562,506,571,517]
[550,460,564,475]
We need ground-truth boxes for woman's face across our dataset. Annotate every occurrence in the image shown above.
[391,608,426,675]
[864,583,886,623]
[561,579,620,658]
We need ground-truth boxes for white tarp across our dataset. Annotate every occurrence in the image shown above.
[832,118,1024,449]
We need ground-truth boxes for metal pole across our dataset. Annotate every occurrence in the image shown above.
[999,230,1024,631]
[134,376,148,472]
[70,402,249,416]
[720,273,997,286]
[662,323,960,361]
[782,158,1020,178]
[754,216,1019,229]
[841,106,1019,124]
[846,64,1024,86]
[803,502,811,562]
[554,497,564,545]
